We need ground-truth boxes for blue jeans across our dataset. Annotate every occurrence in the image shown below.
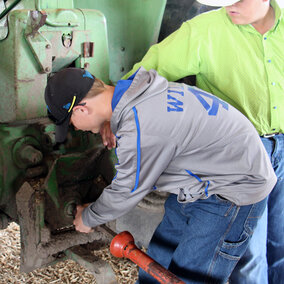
[230,134,284,284]
[137,193,267,284]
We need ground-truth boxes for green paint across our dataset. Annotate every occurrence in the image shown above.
[0,6,109,122]
[73,0,166,83]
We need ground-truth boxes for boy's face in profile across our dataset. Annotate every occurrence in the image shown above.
[70,101,105,134]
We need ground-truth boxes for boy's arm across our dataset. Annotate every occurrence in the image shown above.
[81,134,176,228]
[122,22,200,81]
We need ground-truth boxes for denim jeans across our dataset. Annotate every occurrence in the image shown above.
[230,134,284,284]
[137,193,267,284]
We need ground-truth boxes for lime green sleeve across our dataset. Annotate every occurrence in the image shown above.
[122,22,200,81]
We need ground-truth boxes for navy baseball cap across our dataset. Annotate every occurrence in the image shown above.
[45,68,95,143]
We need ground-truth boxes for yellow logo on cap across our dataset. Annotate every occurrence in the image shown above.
[68,96,76,112]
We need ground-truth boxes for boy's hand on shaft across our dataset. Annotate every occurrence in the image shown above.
[100,121,116,150]
[73,204,93,233]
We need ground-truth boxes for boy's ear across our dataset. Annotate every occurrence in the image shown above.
[72,104,89,115]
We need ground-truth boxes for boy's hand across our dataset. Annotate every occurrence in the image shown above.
[73,204,93,233]
[100,121,116,150]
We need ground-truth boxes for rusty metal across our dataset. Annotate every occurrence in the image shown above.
[37,229,111,258]
[83,42,94,58]
[26,10,47,38]
[16,181,117,274]
[110,231,185,284]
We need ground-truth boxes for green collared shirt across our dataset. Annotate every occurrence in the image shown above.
[124,0,284,135]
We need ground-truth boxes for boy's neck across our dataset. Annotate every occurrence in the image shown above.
[104,85,115,120]
[252,5,275,34]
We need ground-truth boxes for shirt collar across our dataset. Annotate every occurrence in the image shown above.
[270,0,282,32]
[111,69,139,111]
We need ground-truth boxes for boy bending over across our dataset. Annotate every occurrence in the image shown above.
[45,67,276,283]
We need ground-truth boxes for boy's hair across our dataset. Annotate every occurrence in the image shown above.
[85,78,107,98]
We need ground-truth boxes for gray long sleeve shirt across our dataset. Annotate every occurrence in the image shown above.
[82,68,276,228]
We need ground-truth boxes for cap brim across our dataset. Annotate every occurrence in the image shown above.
[197,0,239,6]
[55,114,71,143]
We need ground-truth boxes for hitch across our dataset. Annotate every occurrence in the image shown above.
[110,231,185,284]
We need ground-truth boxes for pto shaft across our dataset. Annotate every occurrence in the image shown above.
[110,231,185,284]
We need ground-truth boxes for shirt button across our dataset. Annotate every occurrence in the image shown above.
[268,59,271,63]
[273,106,277,109]
[272,82,276,86]
[264,37,267,40]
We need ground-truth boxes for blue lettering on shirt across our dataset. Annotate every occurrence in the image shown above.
[167,95,183,112]
[188,87,228,116]
[168,89,184,96]
[167,88,184,112]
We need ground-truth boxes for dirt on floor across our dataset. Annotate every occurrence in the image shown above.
[0,222,139,284]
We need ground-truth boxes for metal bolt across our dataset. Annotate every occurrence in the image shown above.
[45,67,51,73]
[25,166,45,179]
[46,44,51,49]
[65,202,77,218]
[18,145,43,166]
